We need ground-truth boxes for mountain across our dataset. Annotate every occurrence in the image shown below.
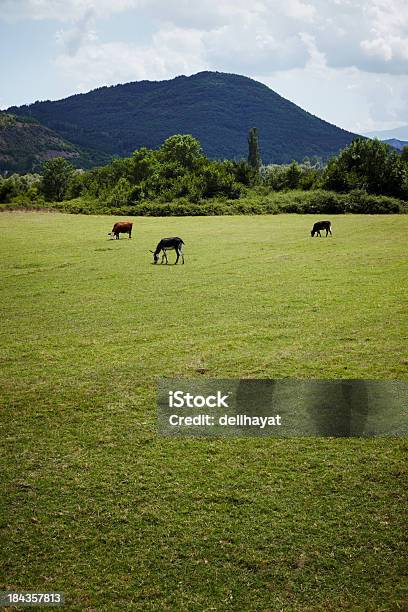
[0,113,79,174]
[382,138,408,151]
[364,125,408,141]
[0,112,111,174]
[8,71,359,167]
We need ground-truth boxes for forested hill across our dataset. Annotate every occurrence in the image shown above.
[0,113,110,173]
[0,113,81,174]
[8,71,358,165]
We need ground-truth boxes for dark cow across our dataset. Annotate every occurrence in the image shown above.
[311,220,332,237]
[108,221,133,239]
[150,237,185,264]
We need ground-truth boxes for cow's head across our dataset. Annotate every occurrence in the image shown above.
[149,250,159,264]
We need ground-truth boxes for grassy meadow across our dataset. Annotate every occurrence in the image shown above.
[0,212,407,611]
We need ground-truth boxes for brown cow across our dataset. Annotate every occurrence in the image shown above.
[108,221,133,239]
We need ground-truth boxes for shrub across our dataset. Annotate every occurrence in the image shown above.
[103,178,133,207]
[307,191,345,214]
[345,190,404,214]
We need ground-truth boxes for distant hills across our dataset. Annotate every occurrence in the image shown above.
[382,138,408,151]
[0,113,80,174]
[363,125,408,151]
[365,125,408,141]
[0,112,110,173]
[5,71,360,172]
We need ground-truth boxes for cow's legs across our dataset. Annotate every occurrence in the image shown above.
[129,230,132,239]
[175,249,180,264]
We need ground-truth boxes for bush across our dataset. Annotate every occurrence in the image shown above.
[345,190,404,214]
[0,173,41,203]
[103,178,133,207]
[3,188,406,216]
[307,191,346,214]
[199,162,241,199]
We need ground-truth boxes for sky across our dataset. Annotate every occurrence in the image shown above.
[1,0,407,135]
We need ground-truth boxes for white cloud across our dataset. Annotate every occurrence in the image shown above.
[0,0,137,22]
[361,38,393,62]
[357,0,408,72]
[259,61,408,134]
[55,26,208,89]
[1,0,407,131]
[283,0,316,22]
[204,25,308,74]
[2,1,408,76]
[55,7,97,56]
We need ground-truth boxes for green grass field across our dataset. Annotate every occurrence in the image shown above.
[0,212,407,611]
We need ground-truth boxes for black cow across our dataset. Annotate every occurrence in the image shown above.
[311,221,332,237]
[150,237,185,264]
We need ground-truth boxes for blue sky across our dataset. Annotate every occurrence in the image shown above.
[1,1,407,135]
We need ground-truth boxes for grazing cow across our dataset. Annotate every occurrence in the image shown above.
[150,237,185,265]
[311,220,332,237]
[108,221,133,239]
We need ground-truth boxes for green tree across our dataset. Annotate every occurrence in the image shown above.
[41,157,75,201]
[401,146,408,164]
[66,170,85,199]
[0,173,42,203]
[322,138,408,198]
[261,164,287,191]
[321,157,352,192]
[247,127,261,171]
[128,148,160,184]
[160,134,204,169]
[231,160,257,186]
[199,161,241,199]
[285,161,302,189]
[105,177,132,207]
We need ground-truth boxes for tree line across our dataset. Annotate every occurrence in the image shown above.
[1,132,407,212]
